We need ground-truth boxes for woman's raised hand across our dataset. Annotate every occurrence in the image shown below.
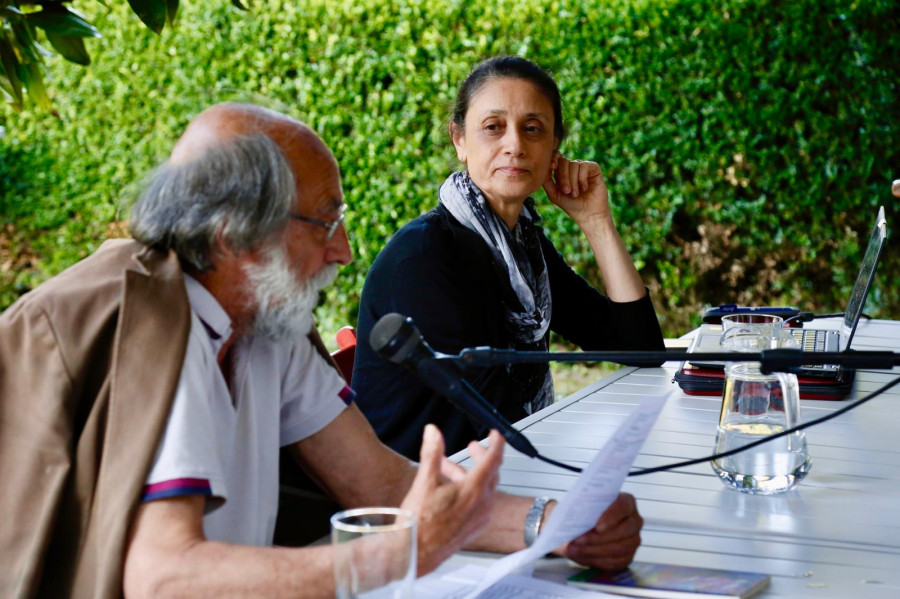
[543,153,612,225]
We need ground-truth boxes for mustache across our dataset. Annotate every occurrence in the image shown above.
[309,263,338,292]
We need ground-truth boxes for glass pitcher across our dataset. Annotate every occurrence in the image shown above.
[711,362,811,494]
[719,313,784,352]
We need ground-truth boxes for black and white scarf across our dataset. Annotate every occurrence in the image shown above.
[439,171,554,413]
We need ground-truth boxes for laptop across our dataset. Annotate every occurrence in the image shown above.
[687,206,888,378]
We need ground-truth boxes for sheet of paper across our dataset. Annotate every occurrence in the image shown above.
[415,564,619,598]
[461,391,670,598]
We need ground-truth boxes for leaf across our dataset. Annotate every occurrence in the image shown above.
[0,37,24,106]
[0,84,17,108]
[0,6,25,18]
[9,22,52,110]
[0,41,22,110]
[166,0,179,26]
[126,0,168,34]
[45,32,91,65]
[25,7,101,38]
[231,0,248,10]
[0,72,12,96]
[10,20,42,63]
[21,60,52,111]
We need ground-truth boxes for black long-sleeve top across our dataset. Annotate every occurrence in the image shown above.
[352,204,665,459]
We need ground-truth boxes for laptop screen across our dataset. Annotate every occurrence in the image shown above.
[840,206,887,351]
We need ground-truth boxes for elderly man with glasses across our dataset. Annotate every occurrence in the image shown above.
[0,103,643,599]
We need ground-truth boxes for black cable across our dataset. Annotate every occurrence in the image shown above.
[522,373,900,476]
[783,311,873,326]
[626,373,900,476]
[783,312,815,326]
[536,453,582,473]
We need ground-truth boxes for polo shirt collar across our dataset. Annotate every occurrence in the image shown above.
[183,274,234,356]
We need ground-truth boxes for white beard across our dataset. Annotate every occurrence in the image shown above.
[243,244,338,344]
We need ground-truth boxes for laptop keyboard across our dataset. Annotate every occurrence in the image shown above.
[788,328,840,371]
[790,328,830,352]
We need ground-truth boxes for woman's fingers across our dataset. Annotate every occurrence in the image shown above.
[552,157,596,199]
[560,158,576,196]
[576,161,591,196]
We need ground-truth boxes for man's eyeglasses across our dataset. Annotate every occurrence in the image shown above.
[289,204,346,242]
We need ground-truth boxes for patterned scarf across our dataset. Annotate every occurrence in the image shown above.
[439,171,554,413]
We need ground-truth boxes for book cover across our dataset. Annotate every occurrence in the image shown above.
[567,562,770,598]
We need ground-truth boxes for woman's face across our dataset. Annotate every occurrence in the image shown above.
[451,77,559,209]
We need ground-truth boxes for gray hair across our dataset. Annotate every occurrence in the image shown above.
[129,133,296,272]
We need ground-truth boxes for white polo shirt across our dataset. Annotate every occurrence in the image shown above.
[142,275,352,546]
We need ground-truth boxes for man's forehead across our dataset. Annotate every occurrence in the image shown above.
[291,147,344,214]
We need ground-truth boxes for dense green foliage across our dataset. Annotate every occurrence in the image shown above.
[1,1,187,111]
[1,0,898,341]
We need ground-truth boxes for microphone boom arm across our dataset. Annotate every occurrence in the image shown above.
[457,347,900,372]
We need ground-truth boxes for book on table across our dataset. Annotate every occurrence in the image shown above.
[567,562,771,599]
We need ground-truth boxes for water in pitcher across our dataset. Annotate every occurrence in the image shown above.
[712,422,811,494]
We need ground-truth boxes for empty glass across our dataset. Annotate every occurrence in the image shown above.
[711,362,811,494]
[331,507,416,599]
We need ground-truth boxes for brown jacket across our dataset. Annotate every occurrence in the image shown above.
[0,240,191,599]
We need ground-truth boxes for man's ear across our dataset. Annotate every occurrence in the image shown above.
[449,122,466,163]
[212,224,237,259]
[211,223,262,269]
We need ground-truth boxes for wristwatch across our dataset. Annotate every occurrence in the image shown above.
[524,496,553,547]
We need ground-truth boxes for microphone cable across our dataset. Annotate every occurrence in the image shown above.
[513,373,900,476]
[536,453,583,473]
[628,372,900,476]
[783,312,872,326]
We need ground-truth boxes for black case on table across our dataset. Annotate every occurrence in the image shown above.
[674,362,855,400]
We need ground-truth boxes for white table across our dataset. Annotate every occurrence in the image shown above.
[451,318,900,598]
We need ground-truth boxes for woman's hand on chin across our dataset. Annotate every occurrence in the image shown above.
[543,153,613,226]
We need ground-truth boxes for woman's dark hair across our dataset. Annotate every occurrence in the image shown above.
[450,56,565,141]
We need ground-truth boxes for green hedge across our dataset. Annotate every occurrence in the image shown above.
[2,0,898,340]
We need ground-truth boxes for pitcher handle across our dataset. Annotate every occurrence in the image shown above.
[774,371,801,427]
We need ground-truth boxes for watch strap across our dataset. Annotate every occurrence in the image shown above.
[524,496,552,547]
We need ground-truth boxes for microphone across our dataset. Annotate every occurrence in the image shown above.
[369,313,540,459]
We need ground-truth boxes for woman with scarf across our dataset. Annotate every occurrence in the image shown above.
[353,56,666,459]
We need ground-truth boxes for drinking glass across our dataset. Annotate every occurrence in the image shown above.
[331,507,416,599]
[711,362,812,494]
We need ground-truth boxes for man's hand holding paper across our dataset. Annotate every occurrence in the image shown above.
[560,492,643,571]
[457,391,671,598]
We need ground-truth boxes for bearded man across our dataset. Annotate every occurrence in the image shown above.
[0,103,644,599]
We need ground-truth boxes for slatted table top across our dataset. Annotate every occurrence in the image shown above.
[451,318,900,598]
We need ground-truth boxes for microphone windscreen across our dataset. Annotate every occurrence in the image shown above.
[369,312,410,355]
